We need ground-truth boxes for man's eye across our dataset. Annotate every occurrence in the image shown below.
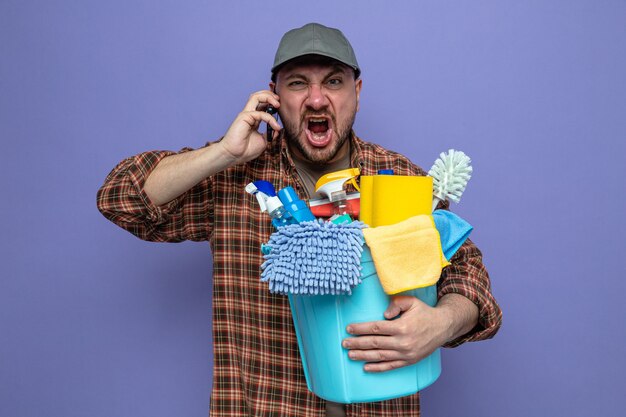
[289,81,307,89]
[327,78,343,88]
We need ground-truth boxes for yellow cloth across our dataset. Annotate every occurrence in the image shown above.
[362,215,450,295]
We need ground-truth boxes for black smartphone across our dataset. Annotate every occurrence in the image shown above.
[265,105,278,141]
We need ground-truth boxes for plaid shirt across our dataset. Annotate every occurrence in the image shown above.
[97,133,502,416]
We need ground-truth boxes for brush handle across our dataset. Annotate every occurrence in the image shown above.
[431,197,441,212]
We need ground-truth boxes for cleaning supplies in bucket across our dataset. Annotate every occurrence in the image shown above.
[251,150,476,403]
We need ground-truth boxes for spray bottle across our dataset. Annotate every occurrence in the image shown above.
[245,181,295,228]
[277,186,316,223]
[314,168,360,222]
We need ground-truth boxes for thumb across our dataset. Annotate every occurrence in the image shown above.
[384,295,420,319]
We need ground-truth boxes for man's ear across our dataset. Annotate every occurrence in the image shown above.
[355,78,362,112]
[269,82,276,93]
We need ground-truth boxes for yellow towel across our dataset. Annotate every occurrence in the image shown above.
[362,215,450,295]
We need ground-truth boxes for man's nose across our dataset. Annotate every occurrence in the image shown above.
[304,84,329,110]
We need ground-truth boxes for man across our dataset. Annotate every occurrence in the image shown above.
[97,23,501,417]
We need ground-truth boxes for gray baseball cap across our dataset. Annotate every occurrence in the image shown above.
[272,23,360,78]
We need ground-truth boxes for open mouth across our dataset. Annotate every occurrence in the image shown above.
[305,117,333,147]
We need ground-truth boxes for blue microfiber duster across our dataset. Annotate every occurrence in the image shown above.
[261,220,367,295]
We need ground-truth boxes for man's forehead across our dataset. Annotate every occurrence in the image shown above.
[276,55,354,79]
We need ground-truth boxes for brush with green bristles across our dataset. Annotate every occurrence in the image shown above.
[428,149,473,212]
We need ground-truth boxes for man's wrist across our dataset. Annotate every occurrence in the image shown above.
[214,141,241,168]
[434,293,479,345]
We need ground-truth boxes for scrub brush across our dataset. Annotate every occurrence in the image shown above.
[428,149,473,211]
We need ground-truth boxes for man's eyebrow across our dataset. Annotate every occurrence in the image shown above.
[323,66,348,80]
[284,72,308,81]
[283,65,350,82]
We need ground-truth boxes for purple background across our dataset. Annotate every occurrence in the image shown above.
[2,1,625,416]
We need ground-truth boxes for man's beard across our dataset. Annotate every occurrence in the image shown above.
[282,110,356,164]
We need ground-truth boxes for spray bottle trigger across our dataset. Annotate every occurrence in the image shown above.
[245,182,268,212]
[348,177,360,192]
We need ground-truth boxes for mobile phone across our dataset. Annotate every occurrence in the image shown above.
[266,105,278,141]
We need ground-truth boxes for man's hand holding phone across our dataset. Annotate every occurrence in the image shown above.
[219,90,281,166]
[142,90,280,206]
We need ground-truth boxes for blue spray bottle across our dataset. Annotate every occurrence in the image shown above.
[245,181,295,228]
[278,186,316,223]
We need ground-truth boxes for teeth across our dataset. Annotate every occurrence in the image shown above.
[309,118,326,123]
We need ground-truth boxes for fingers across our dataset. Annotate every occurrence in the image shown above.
[363,360,408,373]
[343,334,399,351]
[343,337,416,373]
[342,325,411,365]
[384,295,422,319]
[345,320,395,337]
[237,110,282,132]
[347,347,404,363]
[343,334,423,373]
[242,90,280,113]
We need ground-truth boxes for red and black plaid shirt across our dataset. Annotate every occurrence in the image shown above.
[97,133,502,416]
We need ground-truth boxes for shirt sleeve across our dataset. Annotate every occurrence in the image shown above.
[96,146,214,243]
[437,236,502,347]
